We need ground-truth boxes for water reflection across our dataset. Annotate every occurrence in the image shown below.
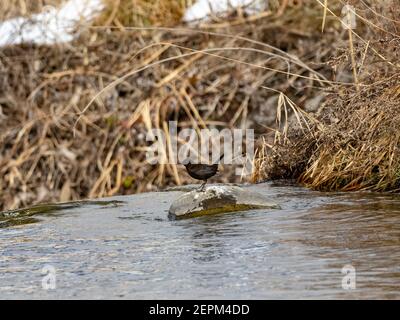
[178,213,248,263]
[292,193,400,298]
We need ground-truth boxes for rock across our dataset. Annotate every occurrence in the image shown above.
[163,183,242,192]
[168,185,280,219]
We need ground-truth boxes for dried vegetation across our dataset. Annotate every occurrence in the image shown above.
[1,1,398,211]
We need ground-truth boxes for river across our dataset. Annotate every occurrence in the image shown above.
[1,182,399,299]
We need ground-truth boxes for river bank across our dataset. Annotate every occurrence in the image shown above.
[1,1,398,211]
[253,6,400,192]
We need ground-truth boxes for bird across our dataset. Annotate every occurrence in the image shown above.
[184,154,224,191]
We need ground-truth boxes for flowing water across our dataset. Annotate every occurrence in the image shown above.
[1,182,399,299]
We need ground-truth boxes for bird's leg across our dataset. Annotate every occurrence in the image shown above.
[199,180,207,192]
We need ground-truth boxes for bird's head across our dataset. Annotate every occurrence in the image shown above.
[182,158,191,167]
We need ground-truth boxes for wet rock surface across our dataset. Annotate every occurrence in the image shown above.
[169,185,280,219]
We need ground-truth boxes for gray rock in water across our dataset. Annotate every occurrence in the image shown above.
[169,185,280,219]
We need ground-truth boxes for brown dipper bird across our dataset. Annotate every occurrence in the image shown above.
[184,154,224,191]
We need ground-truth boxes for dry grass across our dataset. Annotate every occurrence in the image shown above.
[96,0,193,28]
[0,0,344,211]
[253,0,400,192]
[3,0,395,210]
[0,0,64,20]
